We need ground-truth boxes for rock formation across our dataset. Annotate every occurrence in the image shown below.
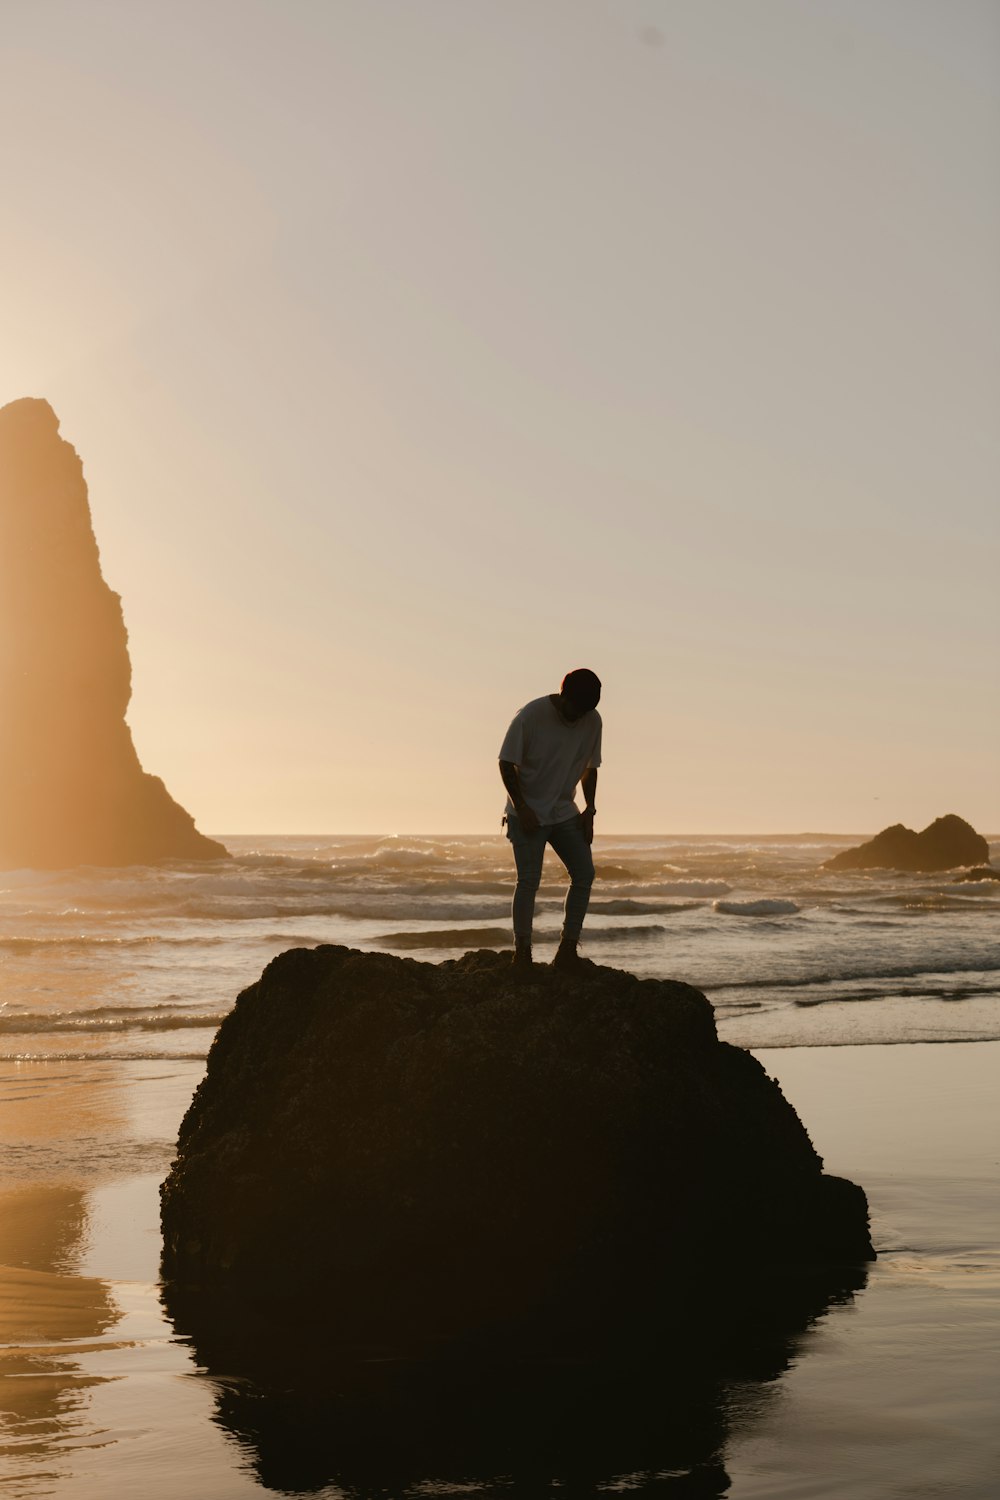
[161,947,874,1340]
[823,814,989,873]
[953,865,1000,883]
[0,397,227,867]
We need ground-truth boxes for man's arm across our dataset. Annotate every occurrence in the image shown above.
[499,760,540,832]
[580,768,598,846]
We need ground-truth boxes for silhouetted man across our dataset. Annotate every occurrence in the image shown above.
[499,669,602,969]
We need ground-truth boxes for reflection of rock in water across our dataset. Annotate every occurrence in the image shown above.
[165,1267,866,1496]
[0,397,227,869]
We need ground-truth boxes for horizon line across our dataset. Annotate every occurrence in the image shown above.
[205,829,1000,841]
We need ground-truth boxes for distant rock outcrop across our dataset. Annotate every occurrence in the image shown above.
[161,947,874,1339]
[823,815,989,873]
[953,865,1000,883]
[0,398,226,868]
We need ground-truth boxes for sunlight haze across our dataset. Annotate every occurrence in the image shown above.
[2,0,997,833]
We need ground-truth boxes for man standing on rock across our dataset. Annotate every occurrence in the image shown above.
[499,669,602,969]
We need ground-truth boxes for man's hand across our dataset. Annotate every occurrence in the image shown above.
[580,768,598,846]
[499,761,540,833]
[517,803,541,833]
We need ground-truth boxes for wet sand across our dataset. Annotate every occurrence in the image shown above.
[728,1043,1000,1498]
[1,1043,998,1497]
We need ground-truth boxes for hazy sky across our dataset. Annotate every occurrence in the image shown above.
[2,0,998,833]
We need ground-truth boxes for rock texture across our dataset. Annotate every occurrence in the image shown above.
[161,947,873,1338]
[0,398,227,867]
[823,814,989,873]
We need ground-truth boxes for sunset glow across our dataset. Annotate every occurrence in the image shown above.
[1,1,996,834]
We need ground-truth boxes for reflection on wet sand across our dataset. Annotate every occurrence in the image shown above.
[0,1185,92,1280]
[0,1185,120,1495]
[0,1065,181,1495]
[166,1268,868,1497]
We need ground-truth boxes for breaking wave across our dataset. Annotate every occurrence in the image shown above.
[0,1007,226,1034]
[626,880,732,897]
[0,933,228,953]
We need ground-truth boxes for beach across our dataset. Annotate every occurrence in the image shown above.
[726,1043,1000,1498]
[1,1046,997,1496]
[3,0,997,1488]
[1,835,998,1496]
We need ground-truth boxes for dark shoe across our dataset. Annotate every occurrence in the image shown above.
[552,939,583,970]
[511,939,533,969]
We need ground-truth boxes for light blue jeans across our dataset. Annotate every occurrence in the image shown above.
[505,811,595,942]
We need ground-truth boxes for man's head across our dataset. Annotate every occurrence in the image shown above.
[559,668,602,720]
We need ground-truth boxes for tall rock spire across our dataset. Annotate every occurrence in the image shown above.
[0,397,228,867]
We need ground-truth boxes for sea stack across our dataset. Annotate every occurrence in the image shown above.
[161,947,874,1339]
[0,397,227,868]
[823,815,989,873]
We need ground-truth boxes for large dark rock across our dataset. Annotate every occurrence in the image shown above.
[0,398,227,867]
[161,947,873,1338]
[823,814,989,873]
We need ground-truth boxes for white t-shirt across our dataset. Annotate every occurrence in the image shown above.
[499,695,602,826]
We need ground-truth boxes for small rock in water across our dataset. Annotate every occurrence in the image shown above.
[823,814,989,873]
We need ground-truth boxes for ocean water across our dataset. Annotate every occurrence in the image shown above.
[1,832,997,1063]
